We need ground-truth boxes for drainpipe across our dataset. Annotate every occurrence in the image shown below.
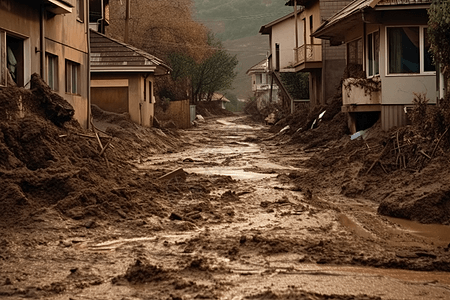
[125,0,130,43]
[294,0,298,50]
[87,0,92,129]
[40,5,46,79]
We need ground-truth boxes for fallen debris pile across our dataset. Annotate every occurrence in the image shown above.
[0,75,187,228]
[285,115,450,225]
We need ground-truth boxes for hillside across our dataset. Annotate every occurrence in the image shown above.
[193,0,291,41]
[193,0,292,99]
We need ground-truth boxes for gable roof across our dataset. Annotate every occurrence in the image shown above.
[260,10,304,34]
[90,30,171,75]
[246,59,269,75]
[312,0,431,42]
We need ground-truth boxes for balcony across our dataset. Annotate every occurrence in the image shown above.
[341,77,381,112]
[293,44,322,71]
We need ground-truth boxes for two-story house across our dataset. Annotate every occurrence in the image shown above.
[0,0,90,128]
[246,59,280,109]
[260,0,352,108]
[312,0,437,133]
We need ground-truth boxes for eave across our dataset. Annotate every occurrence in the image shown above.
[44,0,73,14]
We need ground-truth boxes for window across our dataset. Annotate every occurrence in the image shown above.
[367,31,380,77]
[6,35,24,86]
[143,78,152,102]
[65,60,80,94]
[256,74,262,84]
[423,28,435,72]
[76,0,84,22]
[46,53,58,90]
[387,26,435,75]
[148,81,153,103]
[347,38,363,67]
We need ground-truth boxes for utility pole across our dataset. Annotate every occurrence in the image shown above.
[125,0,130,43]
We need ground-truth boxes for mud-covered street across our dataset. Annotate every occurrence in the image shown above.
[2,111,450,300]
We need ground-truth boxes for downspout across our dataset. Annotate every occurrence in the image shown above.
[40,5,46,79]
[125,0,130,43]
[87,0,92,130]
[293,0,298,112]
[361,8,369,73]
[100,0,104,33]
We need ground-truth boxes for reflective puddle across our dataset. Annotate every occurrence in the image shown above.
[185,167,278,180]
[387,217,450,246]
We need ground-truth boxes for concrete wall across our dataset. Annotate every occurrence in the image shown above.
[0,0,90,128]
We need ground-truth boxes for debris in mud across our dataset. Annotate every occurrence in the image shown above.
[113,260,174,285]
[245,289,382,300]
[221,190,240,202]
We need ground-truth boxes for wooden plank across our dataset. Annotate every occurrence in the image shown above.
[158,168,187,181]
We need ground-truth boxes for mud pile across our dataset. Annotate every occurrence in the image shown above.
[286,116,450,225]
[0,75,186,228]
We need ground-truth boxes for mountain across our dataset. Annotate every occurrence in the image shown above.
[193,0,292,98]
[193,0,291,41]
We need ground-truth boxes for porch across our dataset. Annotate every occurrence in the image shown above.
[293,44,322,72]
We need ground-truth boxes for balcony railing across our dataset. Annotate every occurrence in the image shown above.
[294,44,322,65]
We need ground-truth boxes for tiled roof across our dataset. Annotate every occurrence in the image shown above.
[90,30,171,75]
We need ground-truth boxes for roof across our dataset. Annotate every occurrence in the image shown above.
[313,0,431,42]
[90,30,171,75]
[285,0,315,6]
[246,59,269,75]
[260,10,304,34]
[211,93,231,102]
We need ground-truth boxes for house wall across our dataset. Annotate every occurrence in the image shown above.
[270,14,304,70]
[0,0,90,128]
[91,72,155,127]
[320,0,354,104]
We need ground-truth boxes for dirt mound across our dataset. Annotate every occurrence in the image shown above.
[0,77,187,228]
[113,260,175,284]
[195,101,235,117]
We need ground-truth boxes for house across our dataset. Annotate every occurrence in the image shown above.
[246,59,280,109]
[0,0,90,128]
[89,30,171,127]
[312,0,436,133]
[260,0,353,108]
[210,93,231,109]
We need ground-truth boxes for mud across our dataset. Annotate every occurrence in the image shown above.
[1,84,450,299]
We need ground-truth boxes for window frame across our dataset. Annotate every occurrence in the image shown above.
[385,25,436,77]
[367,30,380,78]
[46,53,58,91]
[76,0,85,23]
[65,60,80,95]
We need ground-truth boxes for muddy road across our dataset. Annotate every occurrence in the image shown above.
[1,115,450,300]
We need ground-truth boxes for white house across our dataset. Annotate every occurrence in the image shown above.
[313,0,437,132]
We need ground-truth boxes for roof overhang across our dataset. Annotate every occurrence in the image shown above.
[285,0,314,6]
[312,0,431,44]
[44,0,73,14]
[91,65,170,76]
